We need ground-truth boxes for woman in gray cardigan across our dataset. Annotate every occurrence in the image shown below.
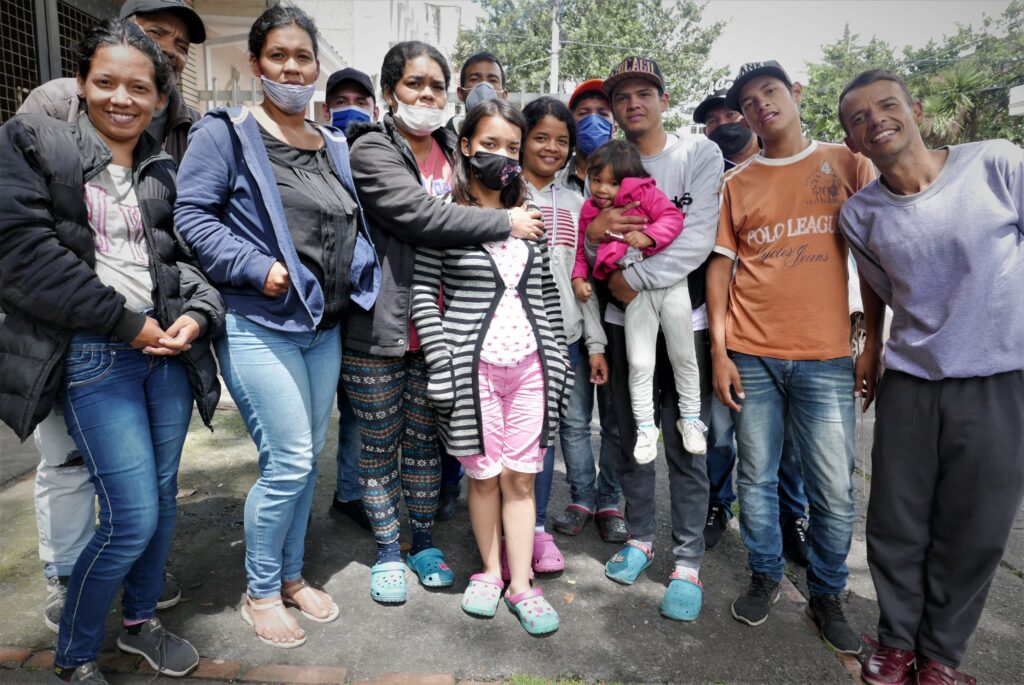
[410,100,572,636]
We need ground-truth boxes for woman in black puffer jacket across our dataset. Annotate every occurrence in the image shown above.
[0,20,222,683]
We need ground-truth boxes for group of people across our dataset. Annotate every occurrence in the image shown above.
[0,1,1020,685]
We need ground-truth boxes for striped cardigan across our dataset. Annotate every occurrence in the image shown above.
[410,234,573,458]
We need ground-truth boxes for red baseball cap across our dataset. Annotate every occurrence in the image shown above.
[568,79,606,111]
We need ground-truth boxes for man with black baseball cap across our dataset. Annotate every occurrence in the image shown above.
[583,54,723,622]
[323,67,379,134]
[707,59,877,652]
[16,0,207,640]
[19,0,206,164]
[693,87,758,169]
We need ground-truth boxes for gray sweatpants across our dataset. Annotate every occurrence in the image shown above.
[624,280,702,424]
[868,369,1024,667]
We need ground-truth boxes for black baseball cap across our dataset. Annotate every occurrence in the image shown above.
[326,68,375,102]
[693,88,731,124]
[725,61,792,111]
[603,56,665,97]
[120,0,206,44]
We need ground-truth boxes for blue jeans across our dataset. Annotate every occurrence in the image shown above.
[730,352,856,596]
[334,384,361,502]
[559,341,621,512]
[216,313,341,598]
[706,394,808,520]
[56,334,193,668]
[535,344,575,527]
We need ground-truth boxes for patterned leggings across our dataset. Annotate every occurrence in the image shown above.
[341,349,440,546]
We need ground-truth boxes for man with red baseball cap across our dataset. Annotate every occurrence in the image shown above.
[556,79,617,196]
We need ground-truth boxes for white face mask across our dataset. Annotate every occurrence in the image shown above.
[391,100,446,136]
[260,76,316,115]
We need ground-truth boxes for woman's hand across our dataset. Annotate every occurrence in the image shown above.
[509,206,545,241]
[262,261,290,297]
[143,315,201,356]
[131,316,169,351]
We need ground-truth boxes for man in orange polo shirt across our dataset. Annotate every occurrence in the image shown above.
[706,61,877,653]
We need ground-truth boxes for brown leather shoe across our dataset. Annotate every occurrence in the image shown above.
[861,635,915,685]
[914,657,976,685]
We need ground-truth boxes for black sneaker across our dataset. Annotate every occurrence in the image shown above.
[435,483,460,522]
[806,594,862,655]
[156,571,182,610]
[329,496,372,531]
[782,516,810,567]
[46,662,108,684]
[703,504,729,549]
[731,572,781,626]
[44,576,69,633]
[116,617,199,677]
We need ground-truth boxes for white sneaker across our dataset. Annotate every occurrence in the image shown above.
[678,418,708,455]
[633,424,660,464]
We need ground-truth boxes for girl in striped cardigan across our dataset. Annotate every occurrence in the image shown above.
[411,100,572,635]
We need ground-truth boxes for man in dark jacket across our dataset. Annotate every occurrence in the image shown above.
[13,0,206,633]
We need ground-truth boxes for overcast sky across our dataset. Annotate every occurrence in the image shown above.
[459,0,1011,83]
[702,0,1012,84]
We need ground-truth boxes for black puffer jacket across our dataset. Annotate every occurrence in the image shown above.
[345,116,510,357]
[0,114,224,441]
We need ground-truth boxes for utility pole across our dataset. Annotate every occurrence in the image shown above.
[549,0,560,94]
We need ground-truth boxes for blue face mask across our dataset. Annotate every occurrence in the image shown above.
[330,105,372,133]
[576,114,614,155]
[465,82,498,111]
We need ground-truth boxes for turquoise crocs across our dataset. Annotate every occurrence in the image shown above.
[407,547,455,587]
[604,540,653,585]
[505,587,559,635]
[660,569,704,621]
[370,561,407,604]
[461,573,504,617]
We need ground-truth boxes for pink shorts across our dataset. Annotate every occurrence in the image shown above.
[458,352,547,480]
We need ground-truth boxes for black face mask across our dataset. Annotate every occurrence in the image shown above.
[469,151,522,190]
[708,122,755,159]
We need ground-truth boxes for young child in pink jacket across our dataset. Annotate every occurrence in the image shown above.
[572,140,707,463]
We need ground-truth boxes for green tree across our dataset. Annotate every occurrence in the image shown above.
[802,1,1024,145]
[452,0,727,107]
[800,25,898,142]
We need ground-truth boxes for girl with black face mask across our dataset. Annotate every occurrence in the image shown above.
[410,99,573,636]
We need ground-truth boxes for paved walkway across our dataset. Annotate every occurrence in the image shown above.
[1,405,1021,684]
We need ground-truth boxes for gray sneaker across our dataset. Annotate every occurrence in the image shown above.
[44,576,69,633]
[45,662,109,684]
[116,618,199,677]
[156,571,182,610]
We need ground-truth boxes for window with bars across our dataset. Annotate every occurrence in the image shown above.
[0,0,40,123]
[57,1,101,77]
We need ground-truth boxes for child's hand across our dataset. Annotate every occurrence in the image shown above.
[589,353,608,385]
[623,231,655,249]
[572,277,592,302]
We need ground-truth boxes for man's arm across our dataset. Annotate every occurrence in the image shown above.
[622,137,723,292]
[706,253,743,411]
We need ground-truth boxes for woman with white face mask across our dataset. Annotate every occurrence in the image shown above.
[174,5,380,649]
[341,41,547,607]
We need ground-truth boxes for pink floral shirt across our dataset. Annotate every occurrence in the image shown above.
[480,237,538,366]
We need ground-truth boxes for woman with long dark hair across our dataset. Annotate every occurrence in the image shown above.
[411,100,572,635]
[0,18,223,683]
[341,41,545,605]
[175,5,379,648]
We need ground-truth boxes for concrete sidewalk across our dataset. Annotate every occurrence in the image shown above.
[1,406,1021,684]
